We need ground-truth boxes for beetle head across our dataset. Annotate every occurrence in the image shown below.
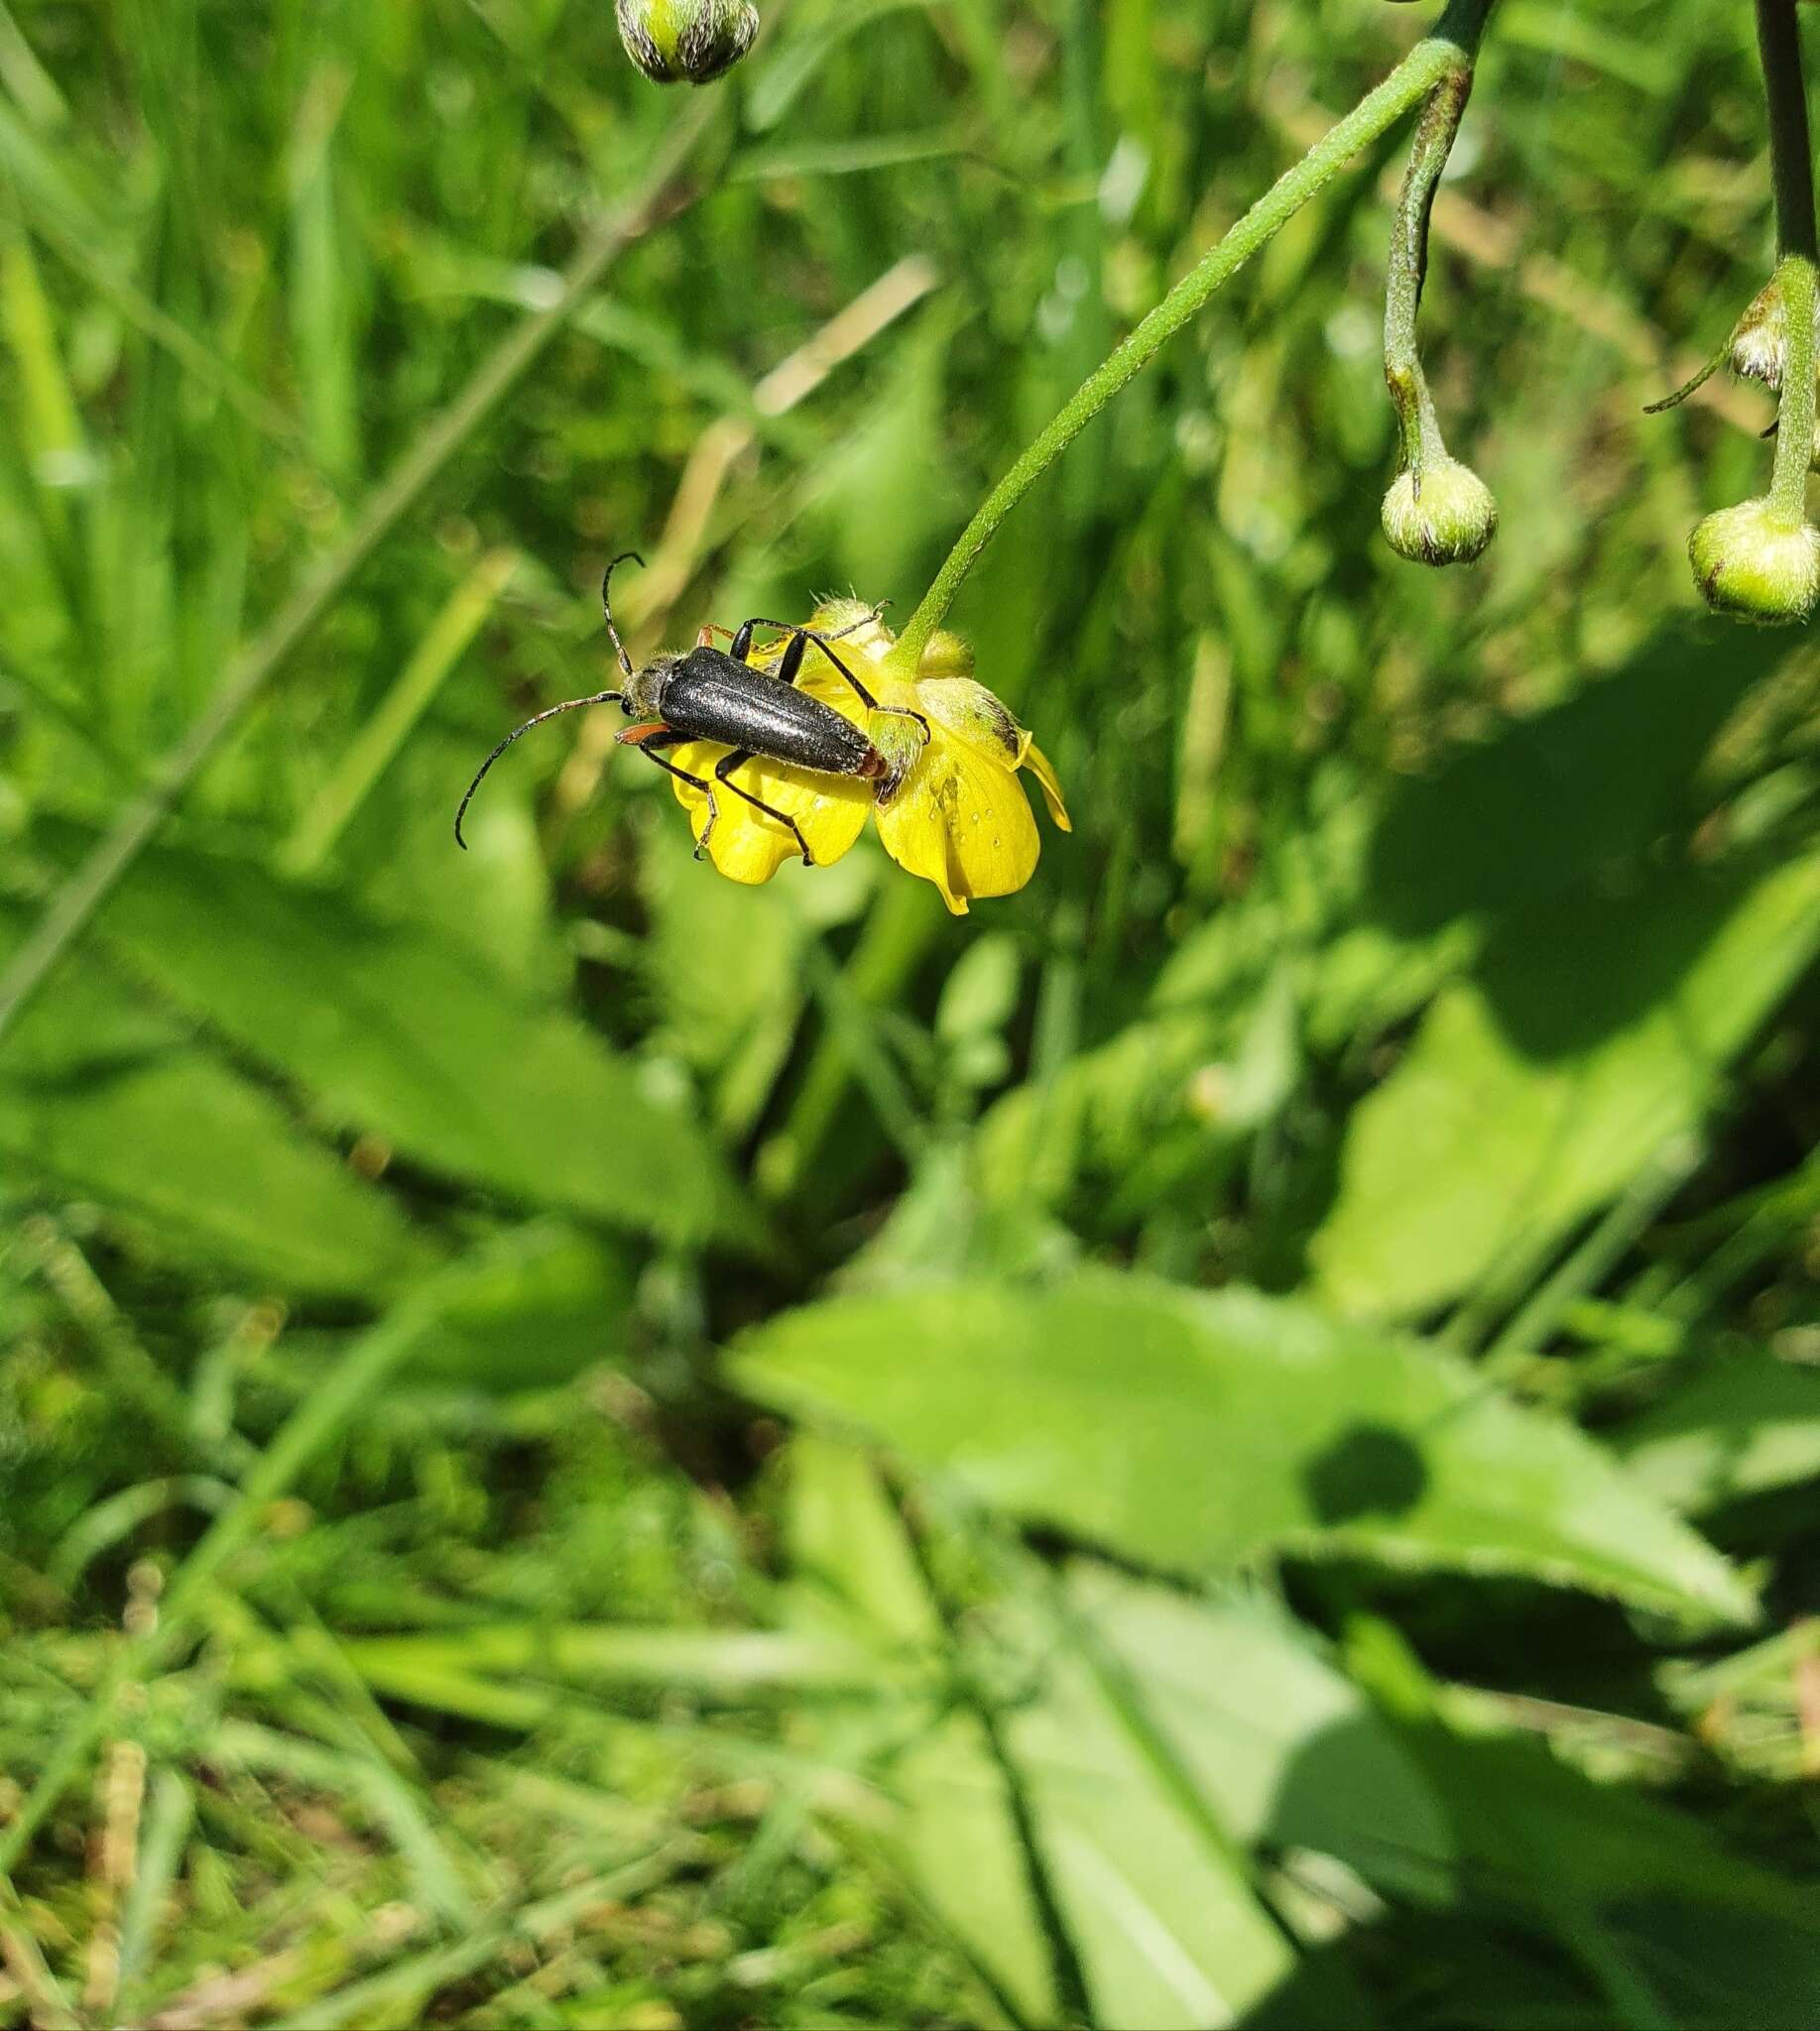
[621,654,679,720]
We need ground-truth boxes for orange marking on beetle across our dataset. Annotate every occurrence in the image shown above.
[616,722,670,747]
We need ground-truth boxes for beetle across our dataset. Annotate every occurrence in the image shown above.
[454,553,927,862]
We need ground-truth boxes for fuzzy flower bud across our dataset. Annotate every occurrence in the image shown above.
[1381,457,1498,566]
[1688,498,1820,624]
[616,0,759,83]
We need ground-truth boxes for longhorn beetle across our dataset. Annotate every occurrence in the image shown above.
[454,553,928,862]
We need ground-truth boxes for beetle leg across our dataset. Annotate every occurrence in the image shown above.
[714,749,815,865]
[793,631,931,747]
[723,607,889,683]
[632,731,721,859]
[774,632,807,687]
[780,625,931,747]
[769,628,877,708]
[731,611,878,653]
[826,607,882,642]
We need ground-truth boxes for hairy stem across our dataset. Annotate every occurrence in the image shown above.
[1385,66,1475,475]
[1760,0,1818,525]
[897,0,1499,661]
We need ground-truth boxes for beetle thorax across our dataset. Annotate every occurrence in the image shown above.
[622,655,680,720]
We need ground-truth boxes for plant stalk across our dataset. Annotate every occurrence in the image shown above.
[1385,65,1475,475]
[1759,0,1818,525]
[896,0,1499,661]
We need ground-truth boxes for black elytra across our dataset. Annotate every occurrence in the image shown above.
[453,553,929,864]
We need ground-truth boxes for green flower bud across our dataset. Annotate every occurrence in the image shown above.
[1381,457,1498,566]
[616,0,759,83]
[1688,497,1820,624]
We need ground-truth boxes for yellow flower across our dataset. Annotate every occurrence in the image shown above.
[661,601,1070,914]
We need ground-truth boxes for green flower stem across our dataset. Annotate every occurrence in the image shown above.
[1759,0,1818,526]
[1385,65,1475,474]
[896,0,1499,663]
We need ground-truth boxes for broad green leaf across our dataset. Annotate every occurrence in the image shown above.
[89,844,758,1251]
[1091,1566,1820,2024]
[993,1586,1295,2029]
[1616,1348,1820,1512]
[1394,1723,1820,2027]
[1310,853,1820,1322]
[734,1274,1756,1623]
[0,916,432,1296]
[1066,1564,1452,1891]
[976,630,1783,1224]
[399,1223,633,1391]
[1358,628,1780,944]
[0,1056,433,1297]
[784,1436,1062,2028]
[353,724,565,1000]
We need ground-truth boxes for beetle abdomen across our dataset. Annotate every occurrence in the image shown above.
[660,649,875,777]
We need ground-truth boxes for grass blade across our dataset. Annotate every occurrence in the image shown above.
[0,92,720,1051]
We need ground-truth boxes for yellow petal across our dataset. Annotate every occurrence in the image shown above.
[663,738,873,886]
[873,720,1039,915]
[1022,738,1071,832]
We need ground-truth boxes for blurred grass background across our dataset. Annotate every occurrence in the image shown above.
[8,0,1820,2024]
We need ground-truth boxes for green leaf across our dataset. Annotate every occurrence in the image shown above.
[1615,1347,1820,1512]
[1310,853,1820,1322]
[1077,1567,1820,2025]
[89,843,758,1251]
[975,629,1787,1226]
[0,916,432,1296]
[1394,1723,1820,2027]
[1358,628,1781,945]
[784,1436,1063,2029]
[733,1273,1756,1623]
[1066,1563,1452,1891]
[398,1223,633,1392]
[992,1585,1295,2029]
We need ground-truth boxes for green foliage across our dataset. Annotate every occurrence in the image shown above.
[91,841,760,1251]
[5,1,1820,2026]
[1311,850,1820,1319]
[736,1275,1756,1621]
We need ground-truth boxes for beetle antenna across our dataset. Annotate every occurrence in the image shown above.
[454,690,622,849]
[601,550,644,679]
